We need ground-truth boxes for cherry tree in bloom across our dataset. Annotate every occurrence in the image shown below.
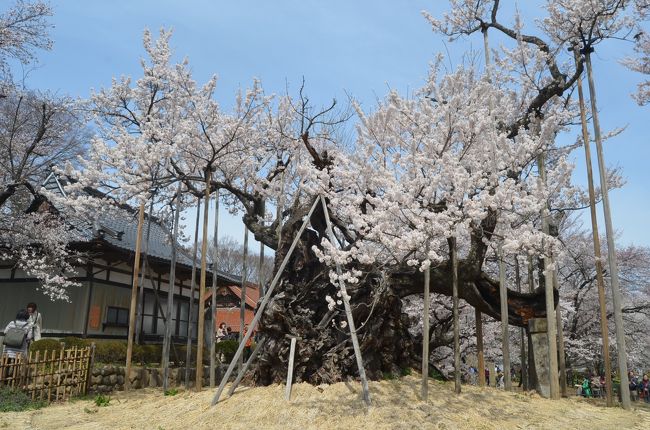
[72,1,642,384]
[0,1,88,300]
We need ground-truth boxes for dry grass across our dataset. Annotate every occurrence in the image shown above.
[1,375,649,429]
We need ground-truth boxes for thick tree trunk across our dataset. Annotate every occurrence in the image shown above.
[251,204,554,386]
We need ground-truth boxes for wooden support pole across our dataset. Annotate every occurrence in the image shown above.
[125,202,145,391]
[586,49,630,409]
[210,188,220,388]
[451,237,461,394]
[515,258,528,391]
[135,198,155,344]
[476,308,485,387]
[498,244,511,391]
[575,49,614,407]
[239,223,249,373]
[285,337,297,401]
[185,197,201,389]
[422,263,430,400]
[320,195,371,406]
[196,171,211,390]
[553,269,567,397]
[227,337,267,397]
[538,151,560,400]
[162,182,182,392]
[212,198,320,406]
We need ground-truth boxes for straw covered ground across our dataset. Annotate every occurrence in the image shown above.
[2,375,649,429]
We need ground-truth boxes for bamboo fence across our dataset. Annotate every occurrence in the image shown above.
[0,344,94,403]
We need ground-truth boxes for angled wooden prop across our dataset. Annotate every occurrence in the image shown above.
[320,195,371,406]
[211,197,320,406]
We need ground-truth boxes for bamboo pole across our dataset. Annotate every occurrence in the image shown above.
[584,48,630,409]
[451,237,461,394]
[476,309,485,387]
[575,49,614,406]
[239,223,249,373]
[498,243,512,391]
[321,195,371,406]
[515,258,528,391]
[212,198,321,406]
[422,263,430,400]
[162,182,182,391]
[125,202,146,390]
[538,151,560,400]
[196,172,211,390]
[185,197,201,389]
[210,188,220,388]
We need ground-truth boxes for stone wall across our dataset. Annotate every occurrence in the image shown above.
[89,365,224,393]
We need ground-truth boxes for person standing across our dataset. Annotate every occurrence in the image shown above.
[2,310,33,358]
[26,302,42,342]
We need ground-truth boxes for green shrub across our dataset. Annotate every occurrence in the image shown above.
[94,340,127,364]
[0,387,45,412]
[164,388,178,396]
[94,394,110,407]
[29,339,62,355]
[60,337,90,350]
[215,340,238,363]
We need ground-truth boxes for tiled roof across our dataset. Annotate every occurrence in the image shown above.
[42,172,241,284]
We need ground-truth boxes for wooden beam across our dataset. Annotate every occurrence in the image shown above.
[125,202,145,391]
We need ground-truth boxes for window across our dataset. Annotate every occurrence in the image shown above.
[105,306,129,327]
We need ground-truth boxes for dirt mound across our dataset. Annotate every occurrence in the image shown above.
[2,375,648,429]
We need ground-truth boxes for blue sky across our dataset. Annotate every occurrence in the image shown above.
[13,0,649,249]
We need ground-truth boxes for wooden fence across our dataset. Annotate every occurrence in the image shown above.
[0,345,94,403]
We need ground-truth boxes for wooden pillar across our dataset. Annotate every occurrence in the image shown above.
[82,261,94,338]
[554,269,567,397]
[239,224,249,373]
[196,171,211,390]
[209,188,220,388]
[574,49,614,406]
[476,308,485,387]
[498,244,511,391]
[184,197,201,389]
[422,263,430,400]
[162,182,182,391]
[538,151,560,400]
[451,237,461,394]
[515,258,528,391]
[125,202,145,391]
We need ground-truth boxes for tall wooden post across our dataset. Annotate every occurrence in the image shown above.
[185,198,201,388]
[125,202,145,391]
[451,237,461,394]
[196,171,211,390]
[135,199,155,344]
[575,49,613,406]
[209,188,220,388]
[162,183,182,391]
[584,48,630,409]
[422,262,430,400]
[538,151,560,400]
[515,258,527,390]
[553,269,568,397]
[476,309,485,387]
[498,244,511,391]
[239,224,249,372]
